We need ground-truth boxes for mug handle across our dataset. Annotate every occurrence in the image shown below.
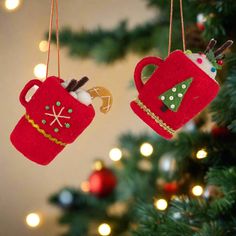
[20,79,43,107]
[134,56,164,93]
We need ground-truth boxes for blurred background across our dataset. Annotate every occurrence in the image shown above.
[0,0,155,235]
[1,0,236,236]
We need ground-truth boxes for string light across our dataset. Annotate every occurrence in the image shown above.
[26,213,41,228]
[5,0,20,11]
[192,185,203,196]
[154,199,168,211]
[109,148,122,161]
[196,149,208,159]
[98,223,111,236]
[80,181,90,192]
[39,40,48,52]
[93,160,104,171]
[33,64,46,79]
[140,142,153,157]
[172,212,181,219]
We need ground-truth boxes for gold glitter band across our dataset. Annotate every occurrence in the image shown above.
[135,99,175,135]
[25,114,66,147]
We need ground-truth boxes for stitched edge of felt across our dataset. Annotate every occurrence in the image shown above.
[25,113,67,147]
[135,99,175,135]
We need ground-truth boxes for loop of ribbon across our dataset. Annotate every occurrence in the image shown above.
[46,0,60,79]
[168,0,186,55]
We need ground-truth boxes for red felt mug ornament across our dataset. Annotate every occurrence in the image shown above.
[10,0,112,165]
[130,0,233,139]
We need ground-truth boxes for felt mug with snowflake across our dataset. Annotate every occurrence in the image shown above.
[10,76,112,165]
[130,39,233,139]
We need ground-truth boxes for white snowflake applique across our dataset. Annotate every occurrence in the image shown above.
[45,106,70,127]
[42,101,72,132]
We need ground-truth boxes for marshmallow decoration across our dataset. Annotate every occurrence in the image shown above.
[130,39,233,139]
[76,90,92,106]
[61,80,70,89]
[62,78,92,106]
[10,76,113,165]
[186,53,217,79]
[69,91,78,99]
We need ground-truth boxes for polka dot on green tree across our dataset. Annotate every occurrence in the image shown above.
[159,78,193,112]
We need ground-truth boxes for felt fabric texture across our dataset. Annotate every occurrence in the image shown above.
[159,77,193,112]
[187,53,217,79]
[11,76,95,165]
[130,50,220,139]
[130,101,173,139]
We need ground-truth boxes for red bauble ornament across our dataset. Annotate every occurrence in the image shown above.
[211,125,231,139]
[196,22,205,31]
[163,182,178,194]
[89,162,116,197]
[196,13,206,31]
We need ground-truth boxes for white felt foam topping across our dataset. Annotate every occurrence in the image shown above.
[186,53,217,79]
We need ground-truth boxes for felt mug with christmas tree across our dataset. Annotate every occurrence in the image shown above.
[10,76,112,165]
[130,40,233,139]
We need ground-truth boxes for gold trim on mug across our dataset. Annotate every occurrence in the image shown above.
[135,99,175,135]
[25,114,67,147]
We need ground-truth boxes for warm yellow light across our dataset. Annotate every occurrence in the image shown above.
[192,185,203,196]
[196,149,208,159]
[140,143,153,157]
[5,0,20,11]
[93,160,104,171]
[154,199,168,211]
[34,64,46,79]
[109,148,122,161]
[39,40,48,52]
[26,213,40,228]
[80,181,90,192]
[98,223,111,236]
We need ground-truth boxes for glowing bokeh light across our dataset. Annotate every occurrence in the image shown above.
[39,40,48,52]
[192,185,203,196]
[109,148,122,161]
[34,63,46,79]
[196,149,208,159]
[98,223,111,236]
[140,142,153,157]
[5,0,20,11]
[26,213,40,228]
[154,199,168,211]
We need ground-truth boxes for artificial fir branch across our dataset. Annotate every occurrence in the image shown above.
[48,0,236,63]
[210,66,236,130]
[48,1,236,235]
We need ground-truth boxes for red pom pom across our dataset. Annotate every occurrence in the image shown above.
[196,58,203,64]
[163,182,178,194]
[89,167,116,197]
[217,60,223,66]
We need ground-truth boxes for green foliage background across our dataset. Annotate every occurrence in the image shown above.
[48,1,236,235]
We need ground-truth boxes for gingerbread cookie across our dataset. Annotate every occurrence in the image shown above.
[87,87,113,114]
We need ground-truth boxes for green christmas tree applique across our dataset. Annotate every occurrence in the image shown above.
[159,78,193,112]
